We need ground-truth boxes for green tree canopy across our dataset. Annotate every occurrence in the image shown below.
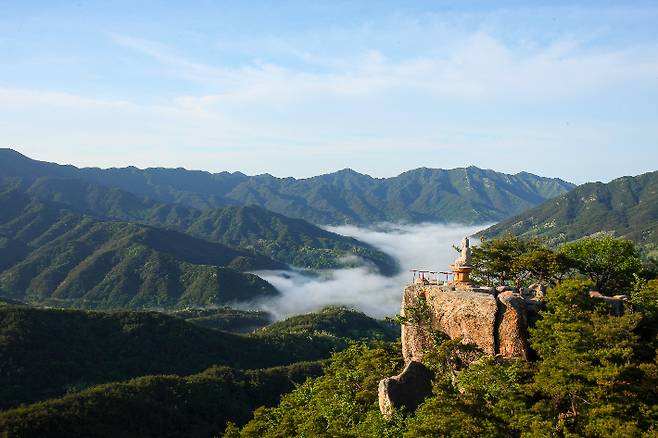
[471,235,567,288]
[526,279,658,435]
[559,235,643,294]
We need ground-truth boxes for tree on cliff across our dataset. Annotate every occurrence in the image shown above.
[471,235,567,288]
[559,236,643,294]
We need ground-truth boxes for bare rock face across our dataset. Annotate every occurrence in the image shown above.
[427,286,498,356]
[402,285,498,361]
[380,283,537,418]
[401,284,530,361]
[496,291,529,360]
[378,360,434,419]
[589,291,629,315]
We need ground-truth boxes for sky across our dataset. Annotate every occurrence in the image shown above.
[1,1,657,184]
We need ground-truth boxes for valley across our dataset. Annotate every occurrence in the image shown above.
[0,149,656,437]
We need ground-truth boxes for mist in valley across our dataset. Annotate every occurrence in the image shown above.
[246,223,486,320]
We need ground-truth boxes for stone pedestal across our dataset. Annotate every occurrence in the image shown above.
[451,265,472,286]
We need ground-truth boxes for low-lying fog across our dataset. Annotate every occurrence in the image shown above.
[245,223,486,320]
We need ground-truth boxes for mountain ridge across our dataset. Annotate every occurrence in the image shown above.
[479,169,658,256]
[8,174,397,273]
[0,189,284,308]
[0,148,575,225]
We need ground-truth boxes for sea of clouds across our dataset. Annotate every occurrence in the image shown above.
[242,223,486,320]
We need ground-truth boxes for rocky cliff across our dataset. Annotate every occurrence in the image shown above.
[401,283,538,362]
[379,282,544,417]
[379,270,630,418]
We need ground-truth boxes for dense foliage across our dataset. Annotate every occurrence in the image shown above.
[480,170,658,258]
[560,236,644,293]
[471,235,569,288]
[1,148,573,225]
[0,362,324,438]
[471,234,645,294]
[0,305,380,409]
[233,280,658,437]
[257,306,399,341]
[170,307,272,332]
[227,343,404,438]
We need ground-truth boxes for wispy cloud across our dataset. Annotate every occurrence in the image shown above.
[113,30,658,105]
[3,4,658,181]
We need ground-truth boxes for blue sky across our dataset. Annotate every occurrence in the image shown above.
[1,1,657,183]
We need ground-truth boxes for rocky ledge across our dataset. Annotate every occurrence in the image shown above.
[401,283,544,363]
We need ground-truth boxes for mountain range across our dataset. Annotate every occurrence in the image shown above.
[0,148,579,309]
[0,149,574,225]
[14,175,397,274]
[480,170,658,257]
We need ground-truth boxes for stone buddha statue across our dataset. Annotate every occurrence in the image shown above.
[453,237,472,268]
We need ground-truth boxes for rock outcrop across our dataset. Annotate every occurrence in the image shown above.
[379,275,635,418]
[401,284,532,362]
[378,360,434,419]
[379,281,542,418]
[589,291,629,315]
[496,291,530,360]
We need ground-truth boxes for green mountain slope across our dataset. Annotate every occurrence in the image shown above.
[257,306,399,341]
[170,307,272,332]
[479,170,658,256]
[0,190,284,308]
[0,363,324,438]
[0,306,329,410]
[0,304,396,411]
[9,174,397,273]
[0,148,574,225]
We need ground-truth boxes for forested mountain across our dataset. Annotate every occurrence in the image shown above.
[0,305,331,410]
[170,307,272,332]
[0,363,324,438]
[257,306,398,341]
[0,304,395,415]
[0,189,283,308]
[480,170,658,256]
[2,167,397,273]
[0,148,574,225]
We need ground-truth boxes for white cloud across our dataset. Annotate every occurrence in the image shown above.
[3,6,658,181]
[242,223,486,320]
[112,27,658,105]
